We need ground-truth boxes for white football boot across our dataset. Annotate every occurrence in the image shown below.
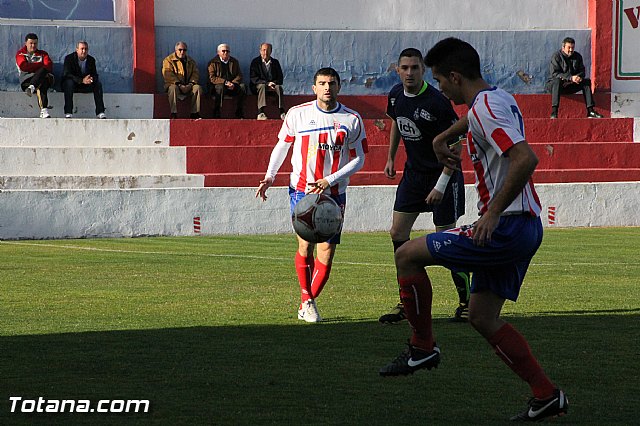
[298,299,322,323]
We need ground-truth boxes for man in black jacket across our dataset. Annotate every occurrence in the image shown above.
[249,43,286,120]
[545,37,603,119]
[62,41,106,118]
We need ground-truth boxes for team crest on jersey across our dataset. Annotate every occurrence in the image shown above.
[334,121,341,131]
[390,97,396,107]
[308,120,316,126]
[414,108,436,122]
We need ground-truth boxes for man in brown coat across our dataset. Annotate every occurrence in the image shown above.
[207,43,246,118]
[162,41,203,119]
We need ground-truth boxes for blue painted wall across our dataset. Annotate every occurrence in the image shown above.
[155,27,592,95]
[1,24,591,95]
[1,25,133,92]
[0,0,115,21]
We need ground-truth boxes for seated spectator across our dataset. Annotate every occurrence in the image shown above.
[545,37,603,119]
[15,33,54,118]
[162,41,203,119]
[62,41,106,119]
[207,43,246,119]
[250,43,286,120]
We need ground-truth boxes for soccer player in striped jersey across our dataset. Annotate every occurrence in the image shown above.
[256,67,368,323]
[379,38,568,422]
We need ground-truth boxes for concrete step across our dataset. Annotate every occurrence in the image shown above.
[0,91,611,120]
[0,118,170,147]
[184,141,640,174]
[0,92,154,119]
[155,93,611,120]
[0,147,188,175]
[200,168,640,187]
[169,117,634,148]
[154,94,386,119]
[0,174,205,190]
[530,168,640,183]
[522,118,634,142]
[169,118,392,147]
[476,93,610,119]
[460,142,640,170]
[1,182,638,239]
[612,93,640,118]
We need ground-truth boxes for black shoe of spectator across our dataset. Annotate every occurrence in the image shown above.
[190,113,201,119]
[170,113,178,119]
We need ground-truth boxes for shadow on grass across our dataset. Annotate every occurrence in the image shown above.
[1,312,638,425]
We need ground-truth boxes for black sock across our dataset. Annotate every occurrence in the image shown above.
[392,239,409,252]
[451,271,470,305]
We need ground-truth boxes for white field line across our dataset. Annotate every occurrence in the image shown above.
[1,241,639,267]
[1,241,392,267]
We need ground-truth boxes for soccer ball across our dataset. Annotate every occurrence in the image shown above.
[292,194,343,243]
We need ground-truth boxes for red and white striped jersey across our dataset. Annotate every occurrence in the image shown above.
[466,87,541,217]
[275,101,368,194]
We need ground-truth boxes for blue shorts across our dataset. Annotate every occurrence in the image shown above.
[394,168,465,226]
[289,188,346,244]
[426,215,543,301]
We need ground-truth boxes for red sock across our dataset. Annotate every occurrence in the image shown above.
[488,323,556,399]
[399,270,434,351]
[310,260,331,299]
[295,252,314,303]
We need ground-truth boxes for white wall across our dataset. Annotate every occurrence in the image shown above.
[154,0,588,30]
[612,0,640,93]
[0,183,638,240]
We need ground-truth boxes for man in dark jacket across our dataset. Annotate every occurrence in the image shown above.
[207,43,246,118]
[250,43,286,120]
[545,37,603,119]
[62,41,106,118]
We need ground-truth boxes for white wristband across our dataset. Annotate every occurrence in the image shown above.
[434,172,451,193]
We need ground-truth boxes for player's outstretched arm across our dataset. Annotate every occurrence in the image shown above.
[256,176,274,201]
[425,167,454,205]
[384,120,401,178]
[257,139,292,201]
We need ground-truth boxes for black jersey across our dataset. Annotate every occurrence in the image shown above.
[386,82,458,172]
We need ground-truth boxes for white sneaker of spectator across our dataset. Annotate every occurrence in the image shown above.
[97,112,107,119]
[65,113,73,119]
[40,108,50,119]
[26,85,35,97]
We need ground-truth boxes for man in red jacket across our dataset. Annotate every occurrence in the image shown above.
[15,33,54,118]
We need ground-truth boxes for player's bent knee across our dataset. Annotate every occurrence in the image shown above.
[394,242,423,273]
[389,225,411,242]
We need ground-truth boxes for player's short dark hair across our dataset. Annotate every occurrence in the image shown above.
[314,67,340,86]
[424,37,482,80]
[398,48,424,64]
[25,33,38,42]
[562,37,575,45]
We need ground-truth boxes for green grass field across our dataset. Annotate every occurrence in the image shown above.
[1,228,639,425]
